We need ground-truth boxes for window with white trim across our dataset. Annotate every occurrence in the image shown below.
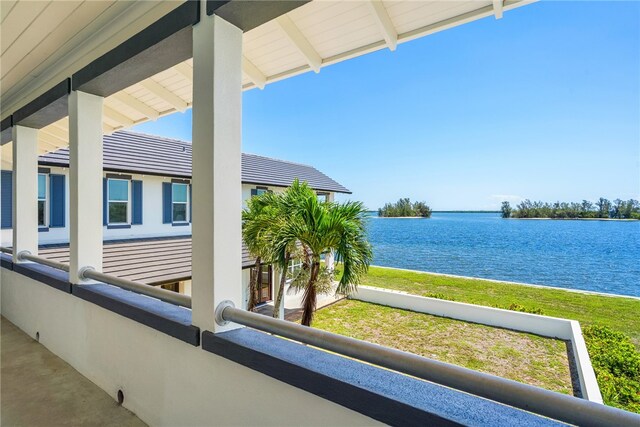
[108,178,129,224]
[317,192,329,202]
[288,258,303,275]
[172,183,189,223]
[37,173,47,227]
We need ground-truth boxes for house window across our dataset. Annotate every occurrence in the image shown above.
[37,174,47,227]
[172,183,189,222]
[253,186,269,197]
[108,179,129,224]
[317,192,329,202]
[288,258,303,275]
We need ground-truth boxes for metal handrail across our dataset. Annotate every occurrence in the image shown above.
[1,246,190,308]
[80,267,192,308]
[217,304,640,427]
[18,251,70,272]
[0,248,70,272]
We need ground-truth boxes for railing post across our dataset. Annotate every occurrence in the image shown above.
[191,10,243,332]
[12,125,39,263]
[68,91,103,283]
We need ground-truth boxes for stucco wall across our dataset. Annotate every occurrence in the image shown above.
[351,285,603,403]
[1,176,333,247]
[2,167,193,245]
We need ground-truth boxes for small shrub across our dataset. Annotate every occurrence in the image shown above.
[507,303,544,315]
[583,325,640,413]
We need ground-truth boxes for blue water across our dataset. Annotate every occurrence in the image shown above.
[366,212,640,297]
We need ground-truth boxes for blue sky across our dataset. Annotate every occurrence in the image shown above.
[133,1,640,211]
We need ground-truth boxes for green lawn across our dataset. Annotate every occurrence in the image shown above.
[360,266,640,347]
[313,299,574,394]
[334,266,640,413]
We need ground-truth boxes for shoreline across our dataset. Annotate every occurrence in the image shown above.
[508,217,639,222]
[372,213,639,221]
[371,264,640,301]
[373,216,429,219]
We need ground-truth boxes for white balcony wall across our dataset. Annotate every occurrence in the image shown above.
[0,269,378,426]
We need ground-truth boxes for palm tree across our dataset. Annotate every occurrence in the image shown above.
[242,190,296,316]
[270,180,372,326]
[243,180,372,326]
[242,194,277,311]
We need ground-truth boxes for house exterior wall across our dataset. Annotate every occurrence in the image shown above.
[175,269,249,309]
[2,167,194,246]
[241,184,288,208]
[1,170,335,247]
[1,169,334,308]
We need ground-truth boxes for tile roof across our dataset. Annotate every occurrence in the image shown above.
[39,236,257,286]
[38,130,350,194]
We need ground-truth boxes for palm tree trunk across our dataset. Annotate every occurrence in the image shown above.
[247,257,261,312]
[301,260,320,326]
[272,253,290,319]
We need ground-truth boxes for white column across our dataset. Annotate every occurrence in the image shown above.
[191,13,243,332]
[326,192,335,271]
[68,91,103,283]
[325,252,335,271]
[12,125,39,263]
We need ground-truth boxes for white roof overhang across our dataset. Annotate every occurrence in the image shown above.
[0,0,535,168]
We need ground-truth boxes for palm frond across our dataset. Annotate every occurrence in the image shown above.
[242,178,373,325]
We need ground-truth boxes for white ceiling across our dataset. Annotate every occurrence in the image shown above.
[0,0,534,168]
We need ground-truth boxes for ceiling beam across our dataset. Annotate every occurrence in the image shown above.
[103,124,117,135]
[139,79,188,112]
[13,79,70,129]
[275,15,322,73]
[209,1,310,32]
[50,119,70,134]
[493,0,504,19]
[242,57,266,90]
[39,129,68,147]
[54,115,117,135]
[40,125,67,140]
[104,105,135,127]
[37,134,66,151]
[72,2,198,97]
[367,0,397,51]
[173,62,193,82]
[110,92,160,121]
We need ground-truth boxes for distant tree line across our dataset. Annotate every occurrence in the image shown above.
[378,198,432,218]
[501,198,640,220]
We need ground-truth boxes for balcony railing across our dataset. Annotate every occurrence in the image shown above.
[3,246,640,427]
[0,246,190,308]
[216,302,638,427]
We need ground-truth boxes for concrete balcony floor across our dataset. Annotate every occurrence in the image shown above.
[1,317,145,426]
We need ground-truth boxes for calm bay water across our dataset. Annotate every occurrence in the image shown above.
[366,212,640,297]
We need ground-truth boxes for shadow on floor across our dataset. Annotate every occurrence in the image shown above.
[254,304,303,322]
[254,296,347,323]
[1,316,146,426]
